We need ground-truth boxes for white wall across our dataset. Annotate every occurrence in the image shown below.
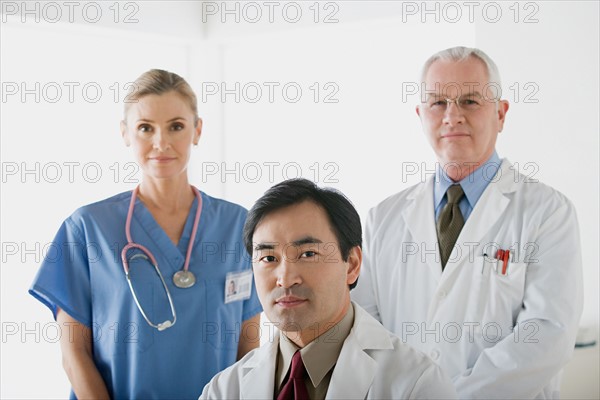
[476,0,599,328]
[1,1,598,398]
[0,19,198,400]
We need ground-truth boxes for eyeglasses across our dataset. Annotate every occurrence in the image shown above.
[421,93,495,115]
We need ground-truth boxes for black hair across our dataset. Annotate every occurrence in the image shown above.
[243,178,362,290]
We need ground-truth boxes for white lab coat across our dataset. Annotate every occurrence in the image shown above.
[352,159,583,399]
[200,302,457,400]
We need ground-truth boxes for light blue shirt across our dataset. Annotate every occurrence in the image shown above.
[30,190,262,399]
[434,151,502,222]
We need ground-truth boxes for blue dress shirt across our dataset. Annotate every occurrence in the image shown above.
[434,151,502,222]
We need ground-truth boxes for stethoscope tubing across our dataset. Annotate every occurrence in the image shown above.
[120,186,202,331]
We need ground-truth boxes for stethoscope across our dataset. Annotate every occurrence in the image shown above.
[120,185,202,331]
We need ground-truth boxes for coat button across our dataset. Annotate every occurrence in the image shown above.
[430,349,440,360]
[438,290,447,299]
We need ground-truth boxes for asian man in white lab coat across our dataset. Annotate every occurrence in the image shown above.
[352,46,584,399]
[200,179,457,399]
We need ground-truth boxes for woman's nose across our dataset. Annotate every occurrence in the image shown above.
[152,129,170,151]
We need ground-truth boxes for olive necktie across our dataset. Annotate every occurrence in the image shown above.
[277,350,310,400]
[436,184,465,269]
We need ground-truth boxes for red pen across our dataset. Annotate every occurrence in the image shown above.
[495,249,510,275]
[496,249,503,269]
[502,250,510,275]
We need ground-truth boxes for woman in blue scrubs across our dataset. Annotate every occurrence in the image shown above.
[29,69,262,399]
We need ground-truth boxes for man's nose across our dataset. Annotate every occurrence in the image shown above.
[276,258,302,289]
[442,100,465,125]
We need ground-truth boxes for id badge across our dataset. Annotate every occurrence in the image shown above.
[224,270,253,304]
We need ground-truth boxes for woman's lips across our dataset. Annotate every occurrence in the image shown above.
[149,157,175,163]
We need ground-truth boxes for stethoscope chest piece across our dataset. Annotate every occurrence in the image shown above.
[173,270,196,289]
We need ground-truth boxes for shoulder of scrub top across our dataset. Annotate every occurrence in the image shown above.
[196,190,249,223]
[64,189,251,233]
[68,190,133,221]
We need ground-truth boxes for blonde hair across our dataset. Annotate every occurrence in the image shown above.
[123,69,198,122]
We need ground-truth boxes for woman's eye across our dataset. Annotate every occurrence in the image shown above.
[171,123,184,131]
[138,124,152,133]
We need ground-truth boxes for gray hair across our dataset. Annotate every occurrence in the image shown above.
[420,46,502,93]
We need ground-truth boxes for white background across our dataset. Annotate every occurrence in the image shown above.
[1,1,598,398]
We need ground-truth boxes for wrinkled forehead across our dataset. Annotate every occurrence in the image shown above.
[423,57,492,97]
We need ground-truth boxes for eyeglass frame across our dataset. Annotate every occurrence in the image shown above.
[420,92,499,114]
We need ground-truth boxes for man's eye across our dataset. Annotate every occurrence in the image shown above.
[430,100,446,108]
[461,98,480,106]
[300,251,316,258]
[260,255,277,263]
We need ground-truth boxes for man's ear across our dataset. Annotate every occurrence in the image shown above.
[497,100,509,132]
[346,246,362,286]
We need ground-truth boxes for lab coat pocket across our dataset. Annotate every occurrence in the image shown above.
[477,257,527,338]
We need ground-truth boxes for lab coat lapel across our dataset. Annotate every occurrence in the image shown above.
[325,304,393,399]
[401,177,442,280]
[442,159,518,276]
[240,337,279,399]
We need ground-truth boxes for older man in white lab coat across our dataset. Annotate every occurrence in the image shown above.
[352,46,583,399]
[200,179,457,399]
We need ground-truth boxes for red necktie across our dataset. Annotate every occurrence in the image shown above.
[276,350,310,400]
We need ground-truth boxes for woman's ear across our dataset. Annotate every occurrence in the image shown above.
[121,121,130,146]
[194,117,203,145]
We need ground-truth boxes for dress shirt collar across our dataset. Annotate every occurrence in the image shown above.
[434,151,501,210]
[277,303,355,390]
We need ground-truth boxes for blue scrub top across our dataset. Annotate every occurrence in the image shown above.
[29,190,262,399]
